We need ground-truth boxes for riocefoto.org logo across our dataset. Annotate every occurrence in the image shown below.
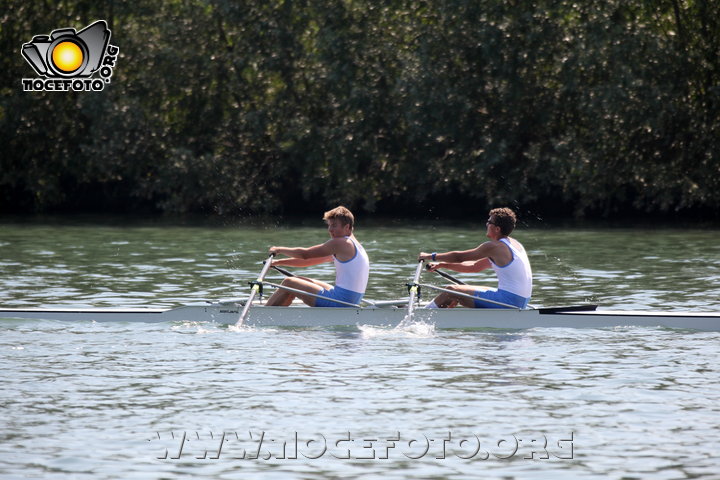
[21,20,119,92]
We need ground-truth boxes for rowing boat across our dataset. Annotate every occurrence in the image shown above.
[2,303,719,331]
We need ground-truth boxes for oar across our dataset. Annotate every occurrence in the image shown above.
[272,265,295,278]
[425,263,466,285]
[404,259,425,321]
[236,253,275,327]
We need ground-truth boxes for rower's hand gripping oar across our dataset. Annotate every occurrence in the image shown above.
[236,253,275,327]
[405,259,425,321]
[425,263,466,285]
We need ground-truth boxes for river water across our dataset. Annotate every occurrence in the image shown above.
[1,217,719,479]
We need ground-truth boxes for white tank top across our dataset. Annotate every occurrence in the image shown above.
[334,237,369,294]
[490,238,533,298]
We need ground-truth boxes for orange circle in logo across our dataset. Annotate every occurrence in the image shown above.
[52,41,84,73]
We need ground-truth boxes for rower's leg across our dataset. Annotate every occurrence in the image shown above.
[265,286,294,306]
[432,285,488,308]
[265,277,326,306]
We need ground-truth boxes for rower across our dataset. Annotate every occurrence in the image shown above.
[265,206,370,307]
[418,207,532,309]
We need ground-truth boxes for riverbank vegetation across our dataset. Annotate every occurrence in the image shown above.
[1,0,718,218]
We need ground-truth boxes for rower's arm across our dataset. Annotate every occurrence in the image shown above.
[425,243,495,263]
[273,256,333,267]
[270,238,345,262]
[433,258,491,273]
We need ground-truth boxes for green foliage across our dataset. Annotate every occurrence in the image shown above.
[1,0,718,216]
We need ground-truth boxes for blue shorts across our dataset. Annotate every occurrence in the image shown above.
[315,285,363,308]
[473,289,529,309]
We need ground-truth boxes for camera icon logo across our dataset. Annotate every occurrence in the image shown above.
[21,20,119,92]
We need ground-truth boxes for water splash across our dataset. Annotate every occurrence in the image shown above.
[226,323,279,334]
[227,323,259,333]
[171,321,225,334]
[169,321,268,334]
[357,320,436,339]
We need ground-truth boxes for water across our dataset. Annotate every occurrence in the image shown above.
[1,217,719,479]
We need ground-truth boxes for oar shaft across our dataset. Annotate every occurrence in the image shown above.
[237,253,275,326]
[406,260,425,319]
[272,265,295,277]
[428,266,466,285]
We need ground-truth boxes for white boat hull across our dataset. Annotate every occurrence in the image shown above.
[2,304,720,331]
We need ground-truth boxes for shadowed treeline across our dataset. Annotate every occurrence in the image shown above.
[1,0,718,218]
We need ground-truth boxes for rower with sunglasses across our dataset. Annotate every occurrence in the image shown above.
[418,207,532,309]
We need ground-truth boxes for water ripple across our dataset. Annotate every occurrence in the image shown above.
[2,222,720,479]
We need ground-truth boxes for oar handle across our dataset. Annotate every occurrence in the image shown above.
[271,265,295,277]
[425,263,466,285]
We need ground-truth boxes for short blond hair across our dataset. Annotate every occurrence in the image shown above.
[323,206,355,230]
